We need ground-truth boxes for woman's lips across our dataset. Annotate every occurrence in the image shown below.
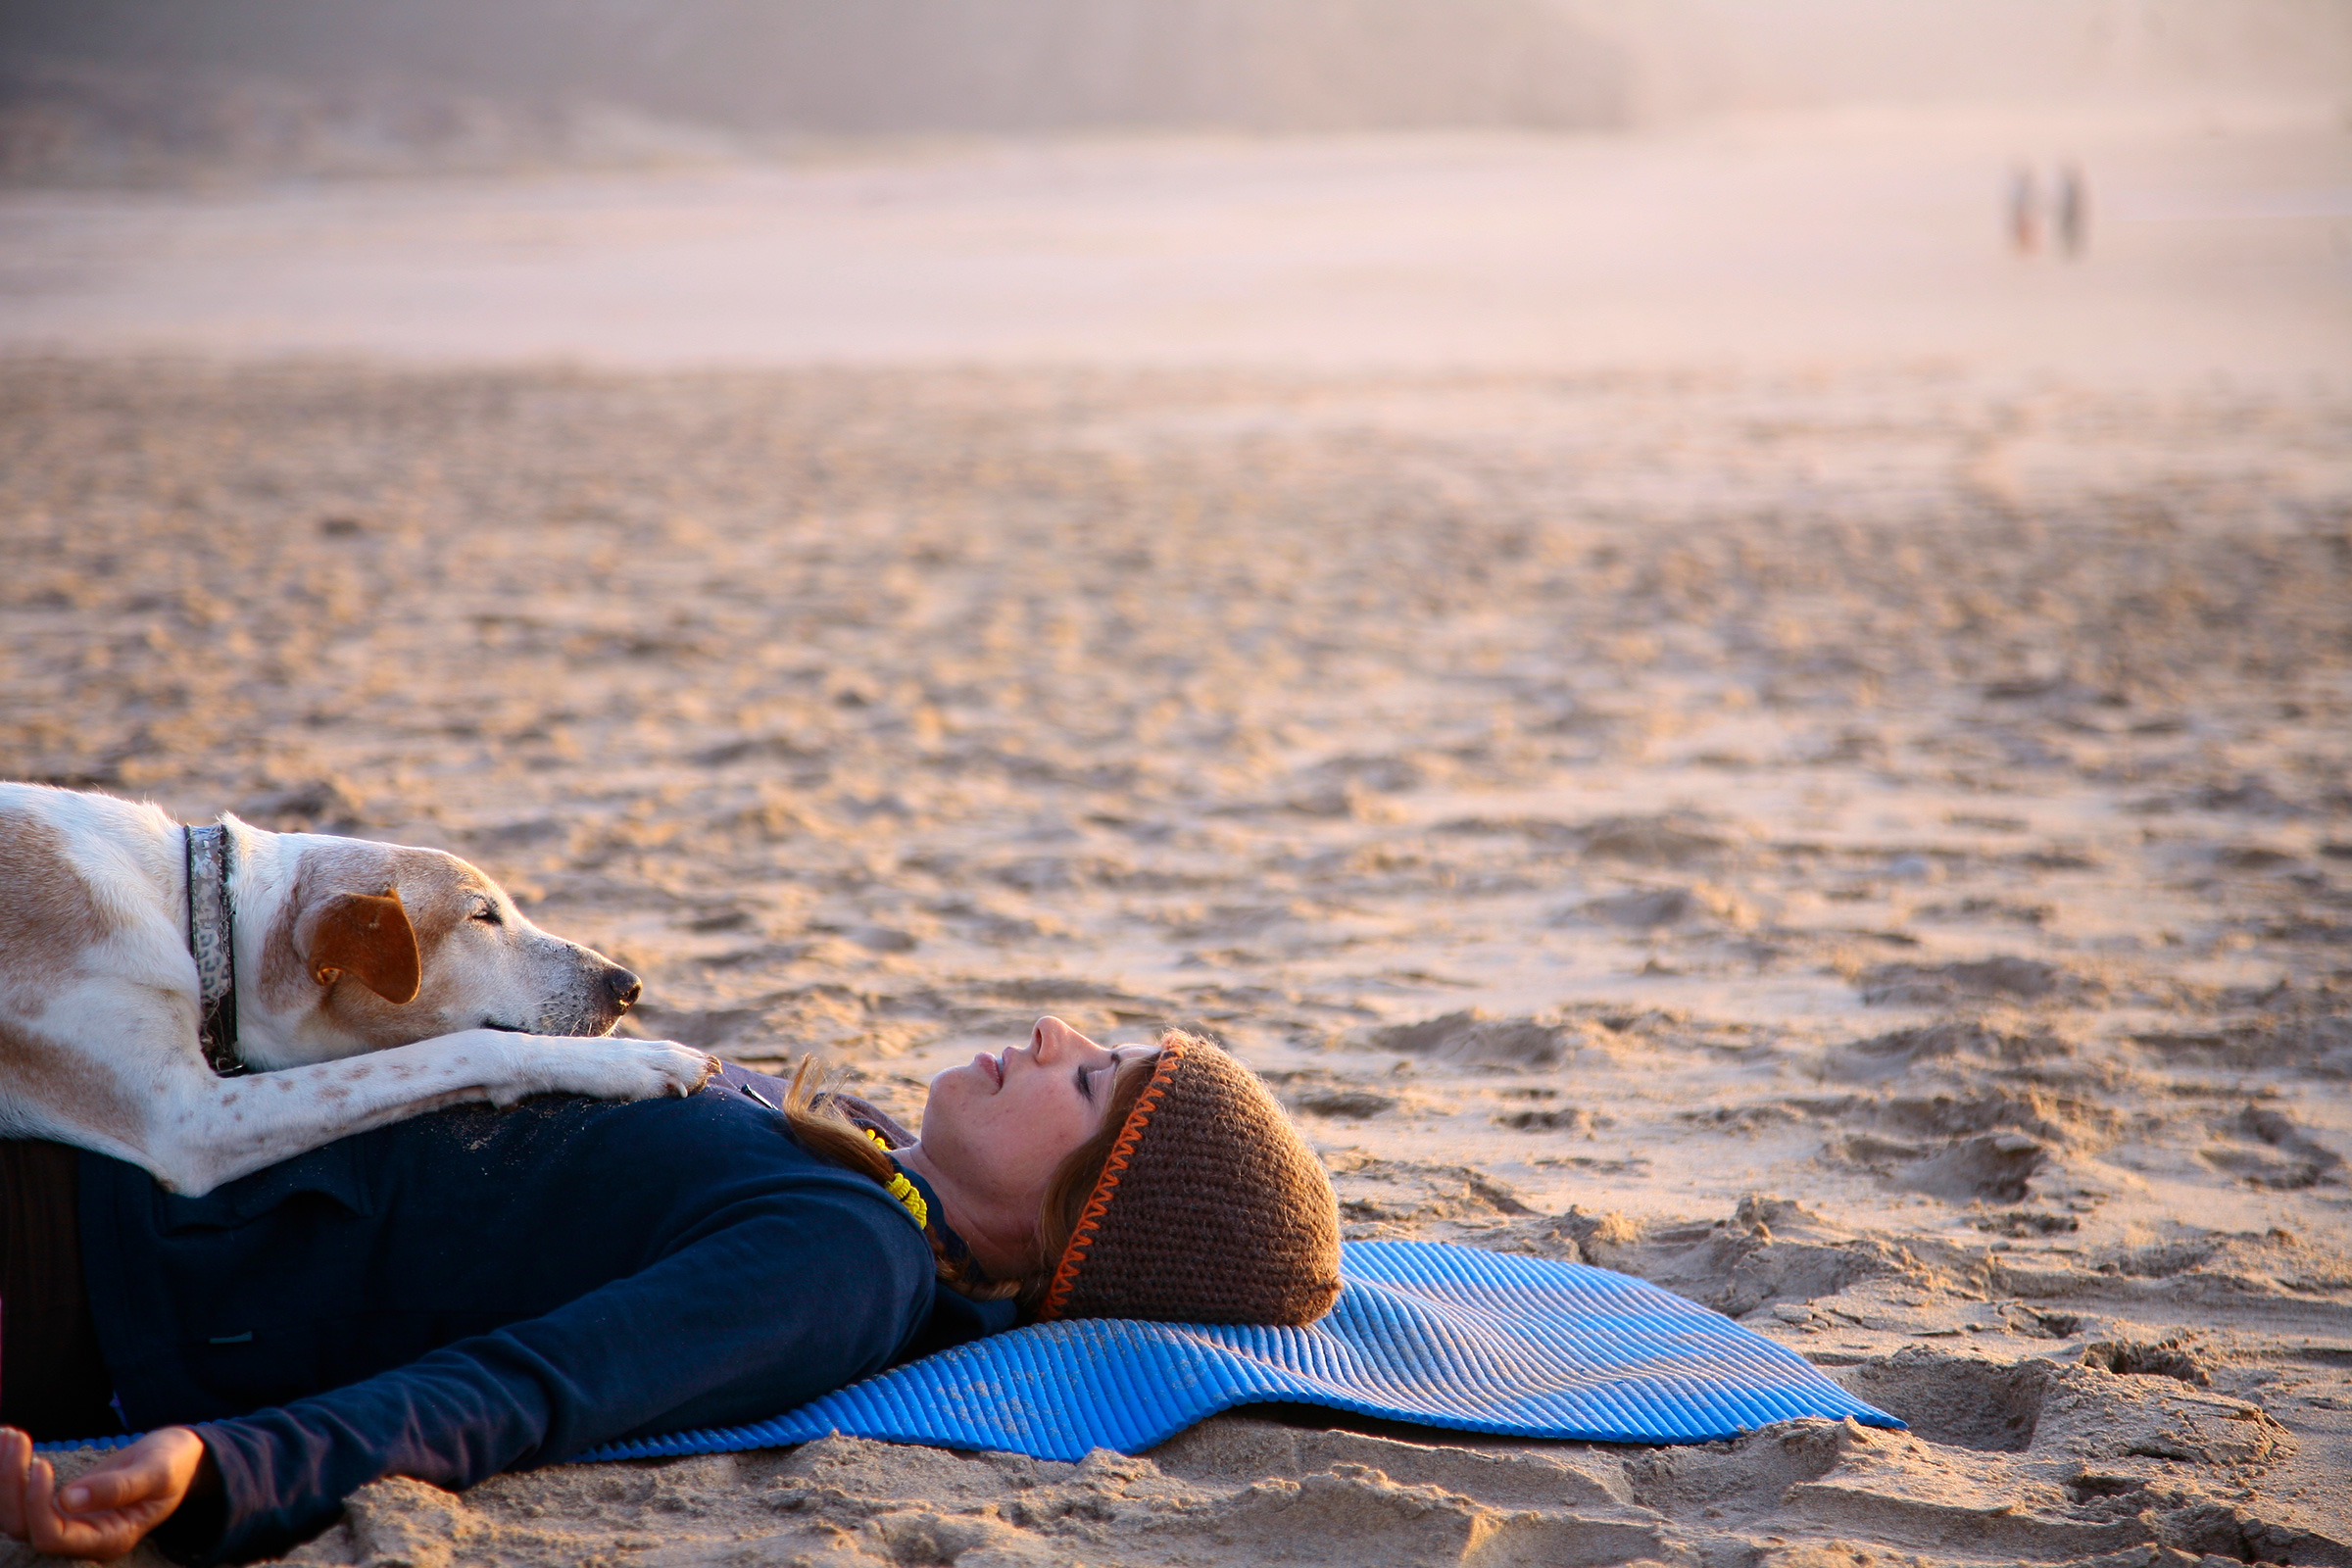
[975,1051,1004,1089]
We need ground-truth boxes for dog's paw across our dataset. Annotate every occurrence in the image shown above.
[620,1038,717,1100]
[663,1042,722,1098]
[520,1036,715,1103]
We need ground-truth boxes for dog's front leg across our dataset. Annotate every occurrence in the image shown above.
[420,1027,722,1108]
[140,1032,714,1195]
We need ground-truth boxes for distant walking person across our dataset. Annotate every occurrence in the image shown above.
[2007,166,2039,254]
[2055,164,2086,258]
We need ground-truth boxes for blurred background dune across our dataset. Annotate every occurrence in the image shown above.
[2,1,2346,377]
[4,0,2345,178]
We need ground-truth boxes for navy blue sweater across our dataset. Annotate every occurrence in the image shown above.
[75,1065,1012,1564]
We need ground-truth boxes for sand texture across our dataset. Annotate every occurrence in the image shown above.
[4,358,2350,1564]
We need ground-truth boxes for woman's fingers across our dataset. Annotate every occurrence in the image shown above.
[57,1448,163,1512]
[24,1454,155,1561]
[64,1428,203,1513]
[1,1428,206,1560]
[0,1425,32,1540]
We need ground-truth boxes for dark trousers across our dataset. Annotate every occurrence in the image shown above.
[0,1141,120,1439]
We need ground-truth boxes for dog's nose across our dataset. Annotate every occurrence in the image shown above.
[604,966,642,1011]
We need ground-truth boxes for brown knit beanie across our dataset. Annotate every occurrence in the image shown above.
[1039,1032,1342,1326]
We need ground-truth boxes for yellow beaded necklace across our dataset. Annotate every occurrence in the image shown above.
[864,1128,929,1231]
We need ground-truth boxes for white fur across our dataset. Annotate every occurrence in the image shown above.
[0,782,713,1196]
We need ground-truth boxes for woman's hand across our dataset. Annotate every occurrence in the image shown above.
[0,1424,208,1560]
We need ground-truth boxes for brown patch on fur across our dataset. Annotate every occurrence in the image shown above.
[256,838,495,1042]
[255,838,403,1013]
[0,808,114,1013]
[384,846,474,966]
[307,888,421,1004]
[346,848,482,1036]
[255,887,308,1013]
[0,1013,143,1143]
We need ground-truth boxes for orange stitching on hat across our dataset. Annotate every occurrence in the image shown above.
[1040,1036,1187,1319]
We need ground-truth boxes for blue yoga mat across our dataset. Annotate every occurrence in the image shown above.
[586,1240,1899,1463]
[38,1243,1897,1462]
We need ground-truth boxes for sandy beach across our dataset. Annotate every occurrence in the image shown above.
[3,103,2346,380]
[4,97,2351,1568]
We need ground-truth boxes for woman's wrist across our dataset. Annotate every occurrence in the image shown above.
[146,1430,228,1563]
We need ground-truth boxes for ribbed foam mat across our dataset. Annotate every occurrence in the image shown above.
[37,1243,1897,1462]
[583,1241,1899,1462]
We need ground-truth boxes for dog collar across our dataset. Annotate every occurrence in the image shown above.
[184,823,245,1076]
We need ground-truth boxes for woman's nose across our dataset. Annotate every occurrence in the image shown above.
[1032,1015,1097,1060]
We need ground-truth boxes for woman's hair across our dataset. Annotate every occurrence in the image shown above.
[778,1045,1164,1313]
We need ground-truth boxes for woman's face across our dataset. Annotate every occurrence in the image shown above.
[917,1016,1154,1223]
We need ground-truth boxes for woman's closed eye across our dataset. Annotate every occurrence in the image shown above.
[1078,1060,1120,1102]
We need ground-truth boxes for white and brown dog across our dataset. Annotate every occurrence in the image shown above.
[0,782,714,1196]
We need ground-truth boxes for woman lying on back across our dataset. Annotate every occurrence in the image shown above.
[0,1018,1341,1565]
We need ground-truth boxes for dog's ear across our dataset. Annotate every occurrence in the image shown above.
[308,887,421,1004]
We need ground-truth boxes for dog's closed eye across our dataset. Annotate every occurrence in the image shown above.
[471,901,503,926]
